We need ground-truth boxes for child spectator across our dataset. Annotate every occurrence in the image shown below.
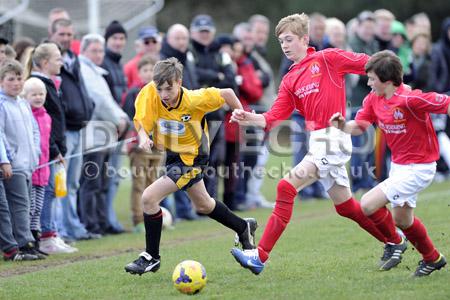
[1,127,39,261]
[0,59,45,259]
[22,77,51,253]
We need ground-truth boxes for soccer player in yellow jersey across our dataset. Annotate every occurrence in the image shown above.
[125,58,258,275]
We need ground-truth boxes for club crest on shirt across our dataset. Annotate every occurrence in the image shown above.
[310,61,321,77]
[435,94,447,104]
[181,114,191,122]
[392,107,405,123]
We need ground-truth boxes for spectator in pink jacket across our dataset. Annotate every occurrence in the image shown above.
[23,78,51,253]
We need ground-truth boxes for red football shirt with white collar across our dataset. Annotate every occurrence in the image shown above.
[263,47,369,131]
[355,84,450,164]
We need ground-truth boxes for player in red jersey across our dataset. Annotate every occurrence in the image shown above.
[330,50,449,277]
[230,13,397,275]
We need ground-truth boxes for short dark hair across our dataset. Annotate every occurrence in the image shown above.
[51,18,72,34]
[365,50,403,86]
[138,54,158,70]
[0,59,23,80]
[153,57,183,87]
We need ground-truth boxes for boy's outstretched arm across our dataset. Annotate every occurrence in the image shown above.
[230,109,267,128]
[329,112,370,135]
[220,88,243,110]
[221,88,268,128]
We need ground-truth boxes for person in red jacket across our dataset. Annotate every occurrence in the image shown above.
[219,35,263,210]
[124,26,161,89]
[330,50,448,277]
[230,13,396,275]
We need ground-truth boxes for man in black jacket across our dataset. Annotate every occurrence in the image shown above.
[49,18,97,241]
[101,20,128,233]
[190,14,236,201]
[161,24,199,90]
[102,20,128,104]
[160,23,201,220]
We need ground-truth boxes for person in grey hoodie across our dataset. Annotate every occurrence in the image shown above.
[0,60,44,259]
[0,127,39,261]
[78,34,129,234]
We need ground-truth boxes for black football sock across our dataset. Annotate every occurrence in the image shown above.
[143,209,163,259]
[205,200,246,235]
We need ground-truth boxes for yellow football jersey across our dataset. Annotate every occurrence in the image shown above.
[134,82,225,166]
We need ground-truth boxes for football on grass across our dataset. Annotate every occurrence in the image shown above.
[172,260,207,295]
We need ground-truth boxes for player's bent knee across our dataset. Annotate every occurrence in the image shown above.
[359,196,373,216]
[141,189,160,208]
[393,215,412,229]
[193,197,215,214]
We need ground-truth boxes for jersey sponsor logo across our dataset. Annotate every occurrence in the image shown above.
[180,114,191,122]
[294,82,320,98]
[378,121,406,134]
[158,119,185,135]
[310,61,321,78]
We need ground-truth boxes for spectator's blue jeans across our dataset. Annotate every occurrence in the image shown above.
[40,164,56,234]
[59,130,88,239]
[349,109,376,192]
[291,113,326,199]
[104,143,124,230]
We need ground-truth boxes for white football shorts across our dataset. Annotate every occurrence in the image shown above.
[379,162,436,208]
[304,126,352,191]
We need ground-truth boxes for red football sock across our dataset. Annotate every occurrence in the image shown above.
[334,198,387,243]
[403,217,440,263]
[368,207,402,244]
[258,179,297,263]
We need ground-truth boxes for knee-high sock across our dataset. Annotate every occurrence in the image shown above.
[368,207,402,244]
[206,200,246,235]
[403,217,439,262]
[144,210,163,259]
[335,198,387,243]
[258,179,297,263]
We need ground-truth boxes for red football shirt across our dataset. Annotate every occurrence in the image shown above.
[263,47,369,131]
[355,84,450,164]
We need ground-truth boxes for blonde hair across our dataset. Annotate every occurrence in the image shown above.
[22,77,47,98]
[275,13,309,37]
[24,43,60,79]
